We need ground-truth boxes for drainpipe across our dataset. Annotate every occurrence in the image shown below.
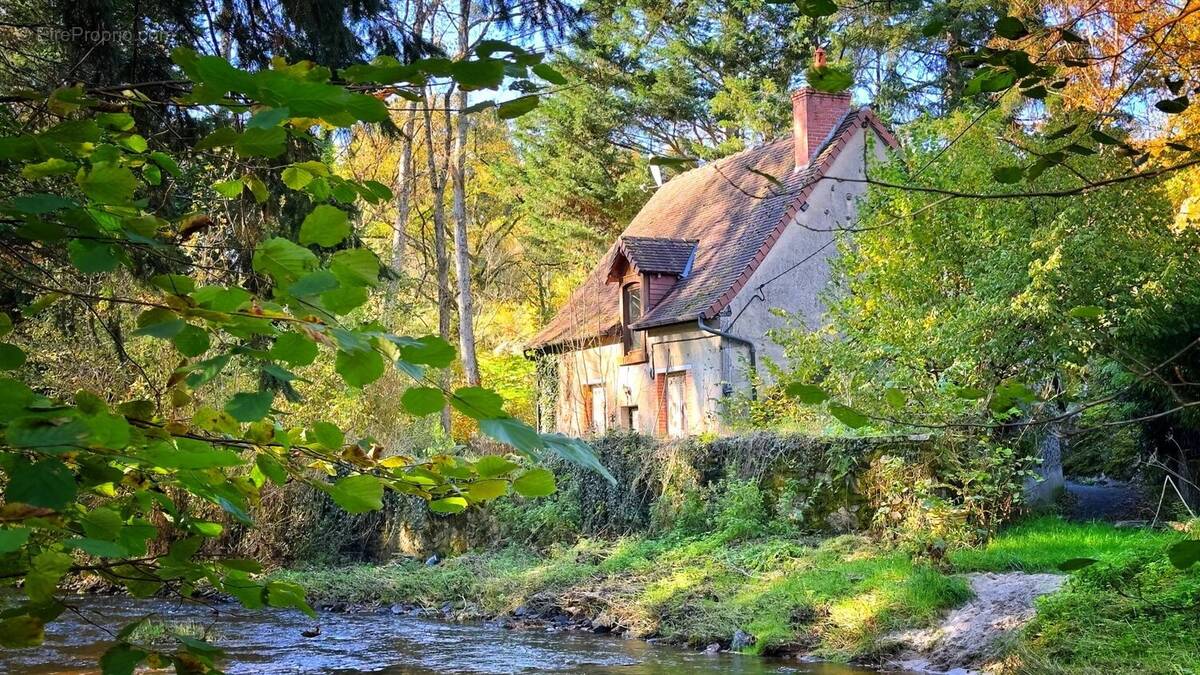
[696,318,757,400]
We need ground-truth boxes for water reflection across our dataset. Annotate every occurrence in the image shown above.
[1,596,910,674]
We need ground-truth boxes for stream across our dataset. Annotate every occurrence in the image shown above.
[0,596,910,674]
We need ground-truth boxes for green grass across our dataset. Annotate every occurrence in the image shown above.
[128,619,213,645]
[276,517,1199,671]
[950,516,1180,573]
[949,516,1199,674]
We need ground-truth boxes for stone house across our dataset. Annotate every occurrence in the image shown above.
[528,83,898,437]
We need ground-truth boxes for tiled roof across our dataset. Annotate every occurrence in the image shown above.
[529,106,896,349]
[617,236,697,276]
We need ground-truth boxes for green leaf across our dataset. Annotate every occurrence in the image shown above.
[995,16,1028,40]
[299,205,352,247]
[22,157,75,180]
[429,496,469,513]
[320,284,369,315]
[397,335,456,367]
[0,527,31,553]
[248,106,291,129]
[289,270,340,297]
[234,126,287,157]
[142,439,244,469]
[66,537,129,558]
[450,59,506,90]
[401,387,445,416]
[883,387,906,409]
[336,348,385,387]
[311,421,344,448]
[1058,557,1099,572]
[328,474,384,513]
[270,332,319,366]
[828,403,870,428]
[794,0,837,17]
[282,166,314,190]
[195,127,239,150]
[805,64,853,92]
[133,308,185,339]
[185,353,232,389]
[450,386,505,419]
[1067,305,1104,319]
[1155,96,1189,114]
[497,96,539,119]
[992,166,1024,183]
[1089,129,1123,146]
[252,237,319,287]
[100,642,148,675]
[480,417,545,454]
[68,239,124,273]
[256,453,288,485]
[225,390,275,422]
[26,549,72,602]
[0,615,45,648]
[513,468,556,497]
[150,273,196,294]
[150,151,182,177]
[212,179,244,198]
[266,580,316,618]
[467,479,509,502]
[532,63,568,84]
[78,165,138,204]
[172,324,211,357]
[475,455,519,478]
[1168,540,1200,569]
[785,383,829,404]
[330,248,381,287]
[0,342,26,370]
[541,433,614,483]
[0,312,12,338]
[7,417,90,452]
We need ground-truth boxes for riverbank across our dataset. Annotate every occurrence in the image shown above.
[274,517,1198,673]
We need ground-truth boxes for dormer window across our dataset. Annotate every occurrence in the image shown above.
[622,282,644,354]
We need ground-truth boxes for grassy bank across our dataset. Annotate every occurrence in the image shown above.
[275,518,1197,670]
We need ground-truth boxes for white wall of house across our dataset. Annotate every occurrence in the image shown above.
[719,125,891,384]
[549,325,725,437]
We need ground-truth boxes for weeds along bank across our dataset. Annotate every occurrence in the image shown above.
[262,432,1199,671]
[275,518,1198,672]
[216,430,1037,566]
[498,430,1039,553]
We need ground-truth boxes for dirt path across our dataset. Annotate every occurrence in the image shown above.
[1065,478,1147,521]
[888,572,1065,674]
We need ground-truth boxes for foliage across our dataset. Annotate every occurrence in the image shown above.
[999,542,1200,674]
[0,43,612,670]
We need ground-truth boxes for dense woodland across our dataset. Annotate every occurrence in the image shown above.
[1,0,1200,672]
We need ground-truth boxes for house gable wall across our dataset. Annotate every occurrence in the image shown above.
[719,124,891,386]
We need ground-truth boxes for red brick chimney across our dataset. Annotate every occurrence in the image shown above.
[792,48,852,168]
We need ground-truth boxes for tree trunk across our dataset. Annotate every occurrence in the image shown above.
[424,91,454,434]
[451,0,481,387]
[391,102,416,276]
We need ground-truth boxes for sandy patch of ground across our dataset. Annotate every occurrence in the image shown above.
[888,572,1065,674]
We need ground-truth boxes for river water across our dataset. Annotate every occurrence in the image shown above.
[1,597,907,674]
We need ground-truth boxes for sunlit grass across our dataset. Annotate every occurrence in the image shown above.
[950,516,1182,572]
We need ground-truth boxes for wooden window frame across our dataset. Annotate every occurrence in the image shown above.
[621,279,647,364]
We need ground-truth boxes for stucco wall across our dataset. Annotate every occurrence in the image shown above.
[719,125,891,383]
[551,327,725,437]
